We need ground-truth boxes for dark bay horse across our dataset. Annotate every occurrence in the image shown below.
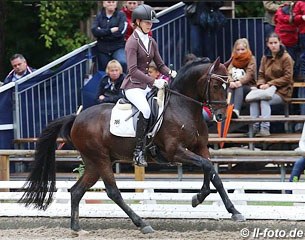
[19,57,245,234]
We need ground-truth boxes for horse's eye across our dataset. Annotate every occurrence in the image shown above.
[222,83,227,90]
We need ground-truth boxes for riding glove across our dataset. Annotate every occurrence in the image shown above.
[153,79,168,89]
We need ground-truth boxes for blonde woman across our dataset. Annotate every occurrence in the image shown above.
[96,60,125,104]
[227,38,256,118]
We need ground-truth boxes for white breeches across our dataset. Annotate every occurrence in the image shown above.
[124,86,151,119]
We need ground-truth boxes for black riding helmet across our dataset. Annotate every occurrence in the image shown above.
[132,4,159,23]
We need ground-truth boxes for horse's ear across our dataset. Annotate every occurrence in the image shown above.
[213,57,220,70]
[208,57,220,75]
[223,57,232,68]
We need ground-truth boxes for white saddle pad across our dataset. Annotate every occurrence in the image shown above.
[110,101,135,137]
[110,89,165,138]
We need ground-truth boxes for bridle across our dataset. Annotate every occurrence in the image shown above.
[166,62,229,111]
[205,62,229,107]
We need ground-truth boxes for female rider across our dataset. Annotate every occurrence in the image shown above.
[121,4,177,167]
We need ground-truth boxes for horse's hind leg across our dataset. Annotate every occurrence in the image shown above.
[70,164,100,233]
[101,164,154,234]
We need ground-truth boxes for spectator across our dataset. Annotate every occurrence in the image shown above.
[183,53,199,65]
[249,32,294,137]
[148,61,169,82]
[288,156,305,183]
[274,2,299,77]
[286,129,305,193]
[227,38,257,118]
[183,1,226,61]
[3,53,35,84]
[91,1,127,73]
[96,60,125,104]
[121,4,176,167]
[121,1,139,40]
[293,1,305,130]
[263,1,291,38]
[121,1,152,41]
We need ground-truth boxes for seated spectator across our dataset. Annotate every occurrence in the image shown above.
[96,60,125,104]
[148,61,170,82]
[274,2,299,77]
[227,38,257,118]
[286,130,305,193]
[289,156,305,182]
[91,1,127,73]
[3,53,35,84]
[183,53,199,65]
[249,32,294,137]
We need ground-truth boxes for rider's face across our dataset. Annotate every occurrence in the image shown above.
[138,20,152,34]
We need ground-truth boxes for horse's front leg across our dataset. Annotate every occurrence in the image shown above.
[171,146,214,205]
[199,146,245,222]
[172,146,245,222]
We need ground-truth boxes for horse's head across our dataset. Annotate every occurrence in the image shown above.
[169,57,228,122]
[202,57,229,122]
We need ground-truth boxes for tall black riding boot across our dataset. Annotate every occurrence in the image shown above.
[133,113,149,167]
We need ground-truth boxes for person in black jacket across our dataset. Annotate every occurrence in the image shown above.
[96,60,125,104]
[3,53,35,85]
[92,1,127,72]
[184,1,226,61]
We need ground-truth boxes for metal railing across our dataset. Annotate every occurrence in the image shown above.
[0,2,266,149]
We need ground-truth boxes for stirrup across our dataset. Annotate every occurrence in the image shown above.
[133,151,147,167]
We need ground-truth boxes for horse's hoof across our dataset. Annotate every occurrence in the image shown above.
[141,225,155,234]
[71,229,90,237]
[192,194,200,208]
[232,213,246,222]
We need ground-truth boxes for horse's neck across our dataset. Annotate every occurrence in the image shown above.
[169,93,203,117]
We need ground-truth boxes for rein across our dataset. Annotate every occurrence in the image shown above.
[165,73,229,108]
[166,88,204,107]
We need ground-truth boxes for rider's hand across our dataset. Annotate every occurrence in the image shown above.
[153,79,168,89]
[169,70,177,78]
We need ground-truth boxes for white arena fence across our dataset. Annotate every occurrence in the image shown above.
[0,180,304,220]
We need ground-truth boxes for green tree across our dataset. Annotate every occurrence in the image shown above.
[39,1,96,54]
[235,1,265,18]
[2,1,96,80]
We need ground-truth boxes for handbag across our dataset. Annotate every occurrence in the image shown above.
[245,86,277,102]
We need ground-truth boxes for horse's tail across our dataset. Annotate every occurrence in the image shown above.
[18,114,77,210]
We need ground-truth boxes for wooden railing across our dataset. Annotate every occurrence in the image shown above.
[1,149,305,182]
